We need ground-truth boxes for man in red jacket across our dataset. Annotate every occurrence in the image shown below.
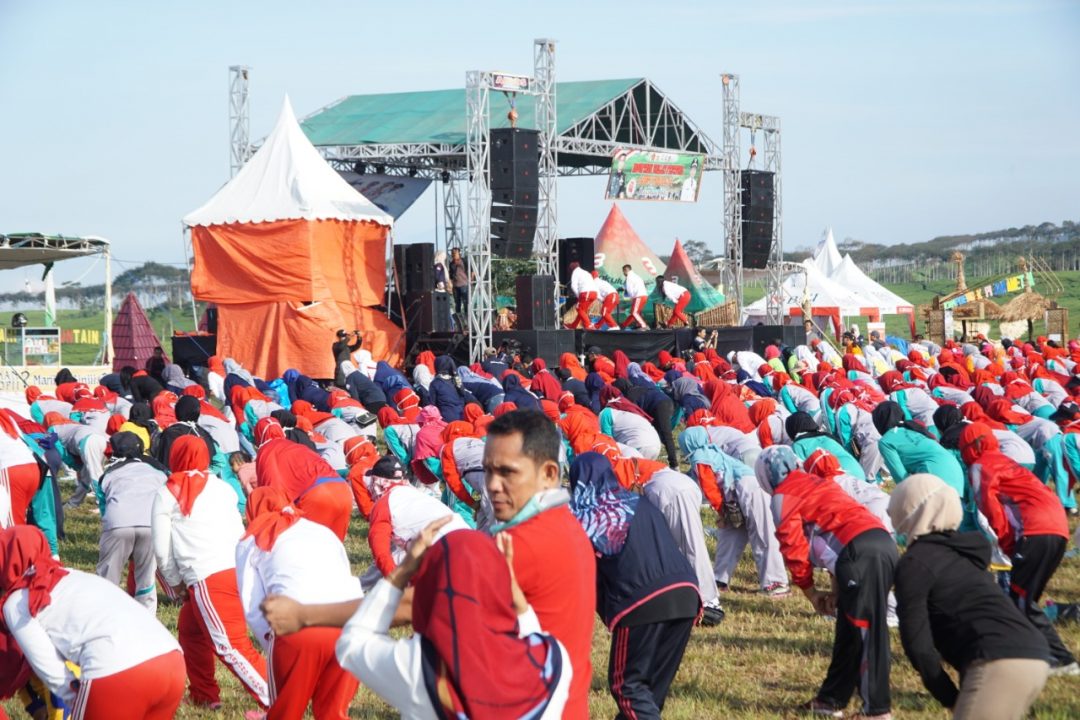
[755,445,897,720]
[961,422,1078,674]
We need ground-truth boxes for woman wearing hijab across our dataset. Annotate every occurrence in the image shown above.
[46,411,108,510]
[411,406,449,489]
[501,373,539,412]
[804,450,893,533]
[785,411,867,482]
[153,395,217,468]
[96,432,168,613]
[889,474,1051,719]
[457,366,505,412]
[440,421,490,530]
[569,453,699,719]
[1,526,185,719]
[878,370,941,432]
[679,428,789,596]
[755,445,897,720]
[959,423,1078,674]
[598,386,662,461]
[873,402,968,508]
[336,524,570,719]
[820,386,885,482]
[151,436,269,710]
[583,372,607,414]
[236,488,363,720]
[670,376,710,416]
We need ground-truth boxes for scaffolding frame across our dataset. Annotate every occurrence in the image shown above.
[228,66,252,177]
[742,111,784,325]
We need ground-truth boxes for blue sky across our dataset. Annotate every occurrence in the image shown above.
[1,0,1077,291]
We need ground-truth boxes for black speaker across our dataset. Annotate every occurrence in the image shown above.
[558,237,595,288]
[490,128,539,191]
[490,238,533,260]
[493,187,537,205]
[405,290,452,333]
[405,243,434,293]
[491,217,537,244]
[741,170,775,206]
[393,244,410,293]
[743,204,774,223]
[205,306,218,334]
[516,275,557,330]
[742,220,774,269]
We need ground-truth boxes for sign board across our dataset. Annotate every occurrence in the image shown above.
[0,364,110,394]
[1,327,61,366]
[491,73,531,92]
[605,149,704,203]
[337,172,431,220]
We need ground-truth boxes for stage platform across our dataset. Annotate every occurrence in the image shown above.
[413,325,805,367]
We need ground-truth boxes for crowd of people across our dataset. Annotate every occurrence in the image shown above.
[1,327,1080,719]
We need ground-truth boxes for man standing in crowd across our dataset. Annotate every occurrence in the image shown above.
[331,330,362,388]
[620,264,650,330]
[448,247,469,321]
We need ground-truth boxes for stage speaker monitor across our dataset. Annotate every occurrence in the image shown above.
[405,290,452,334]
[558,237,595,288]
[490,128,540,191]
[516,275,557,330]
[742,220,774,269]
[490,238,533,260]
[405,242,434,293]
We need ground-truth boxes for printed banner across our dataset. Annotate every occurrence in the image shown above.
[0,364,110,394]
[605,149,704,203]
[337,172,431,220]
[942,272,1035,310]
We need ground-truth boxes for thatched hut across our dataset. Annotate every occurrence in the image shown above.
[1000,290,1052,341]
[951,298,1004,320]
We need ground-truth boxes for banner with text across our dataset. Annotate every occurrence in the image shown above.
[604,150,704,203]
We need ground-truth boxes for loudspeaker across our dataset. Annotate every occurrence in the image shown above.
[405,290,452,333]
[405,243,434,293]
[393,244,410,293]
[490,238,533,260]
[742,220,774,269]
[516,275,557,330]
[491,204,537,225]
[742,204,773,223]
[490,128,539,191]
[493,187,537,205]
[205,306,218,334]
[558,237,595,288]
[741,170,775,206]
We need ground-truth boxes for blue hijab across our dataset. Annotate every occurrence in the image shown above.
[373,361,411,398]
[502,373,539,410]
[584,373,606,414]
[569,452,639,556]
[678,426,754,490]
[626,362,655,389]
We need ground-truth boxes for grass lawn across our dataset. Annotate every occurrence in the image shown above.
[4,477,1080,719]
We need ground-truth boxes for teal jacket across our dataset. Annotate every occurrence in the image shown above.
[878,426,966,494]
[791,435,866,482]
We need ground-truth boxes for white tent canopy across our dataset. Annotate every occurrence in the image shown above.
[184,97,392,228]
[831,254,913,314]
[744,258,866,318]
[812,227,843,278]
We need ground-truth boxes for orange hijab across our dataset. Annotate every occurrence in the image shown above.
[243,487,302,552]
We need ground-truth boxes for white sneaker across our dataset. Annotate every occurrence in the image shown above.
[1050,661,1080,677]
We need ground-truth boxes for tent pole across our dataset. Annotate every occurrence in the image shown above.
[105,246,114,364]
[183,224,198,328]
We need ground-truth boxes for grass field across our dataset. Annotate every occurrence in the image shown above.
[4,476,1080,719]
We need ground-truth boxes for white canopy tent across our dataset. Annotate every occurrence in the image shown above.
[831,253,917,335]
[743,259,866,339]
[812,227,844,278]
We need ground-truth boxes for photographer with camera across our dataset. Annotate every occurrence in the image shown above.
[332,329,363,388]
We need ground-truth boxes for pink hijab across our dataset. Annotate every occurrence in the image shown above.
[413,406,449,462]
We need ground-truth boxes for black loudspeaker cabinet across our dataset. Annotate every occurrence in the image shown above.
[205,306,218,334]
[742,220,774,269]
[741,170,775,200]
[516,275,557,329]
[491,204,537,224]
[405,243,434,293]
[171,335,217,368]
[743,204,774,223]
[393,244,410,294]
[491,237,533,260]
[493,187,537,205]
[558,237,595,288]
[404,290,452,334]
[490,129,540,191]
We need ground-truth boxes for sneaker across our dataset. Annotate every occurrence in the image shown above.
[715,581,730,592]
[1050,661,1080,677]
[699,604,725,627]
[798,698,843,718]
[761,582,791,598]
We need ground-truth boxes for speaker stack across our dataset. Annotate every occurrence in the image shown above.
[740,170,775,269]
[557,237,595,289]
[490,128,539,259]
[392,242,452,333]
[515,275,557,330]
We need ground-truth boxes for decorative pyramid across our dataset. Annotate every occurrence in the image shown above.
[665,238,725,313]
[593,204,667,287]
[111,292,166,371]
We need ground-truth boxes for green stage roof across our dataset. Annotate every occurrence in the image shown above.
[301,78,644,147]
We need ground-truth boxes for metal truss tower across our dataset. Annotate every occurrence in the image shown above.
[465,71,494,363]
[742,112,784,325]
[442,178,464,250]
[229,66,252,177]
[533,38,558,279]
[721,74,743,310]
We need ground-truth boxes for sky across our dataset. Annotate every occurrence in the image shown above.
[1,0,1078,292]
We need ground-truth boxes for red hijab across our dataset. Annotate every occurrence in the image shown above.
[412,531,564,720]
[613,350,631,380]
[529,370,563,403]
[255,416,286,445]
[559,353,587,382]
[599,385,652,422]
[959,422,1000,465]
[377,406,408,427]
[462,403,492,436]
[986,398,1032,425]
[243,487,302,552]
[166,436,211,516]
[256,439,337,501]
[152,391,179,429]
[804,448,842,478]
[959,402,1005,430]
[0,526,68,618]
[493,402,518,417]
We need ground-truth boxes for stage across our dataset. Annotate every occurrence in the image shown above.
[412,325,805,367]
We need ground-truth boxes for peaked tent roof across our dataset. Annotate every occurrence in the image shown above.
[184,97,393,227]
[831,254,914,314]
[744,259,865,317]
[303,79,642,146]
[112,292,165,372]
[812,228,843,278]
[665,238,725,313]
[593,205,666,285]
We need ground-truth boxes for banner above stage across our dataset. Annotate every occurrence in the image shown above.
[337,172,431,219]
[604,149,704,203]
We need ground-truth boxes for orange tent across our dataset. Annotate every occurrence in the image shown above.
[184,98,402,379]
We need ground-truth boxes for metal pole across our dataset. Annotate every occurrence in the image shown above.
[465,71,494,363]
[229,65,252,178]
[104,246,114,365]
[721,73,743,312]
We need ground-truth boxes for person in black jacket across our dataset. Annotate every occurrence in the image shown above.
[889,473,1051,720]
[613,378,678,468]
[152,395,216,469]
[569,452,700,720]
